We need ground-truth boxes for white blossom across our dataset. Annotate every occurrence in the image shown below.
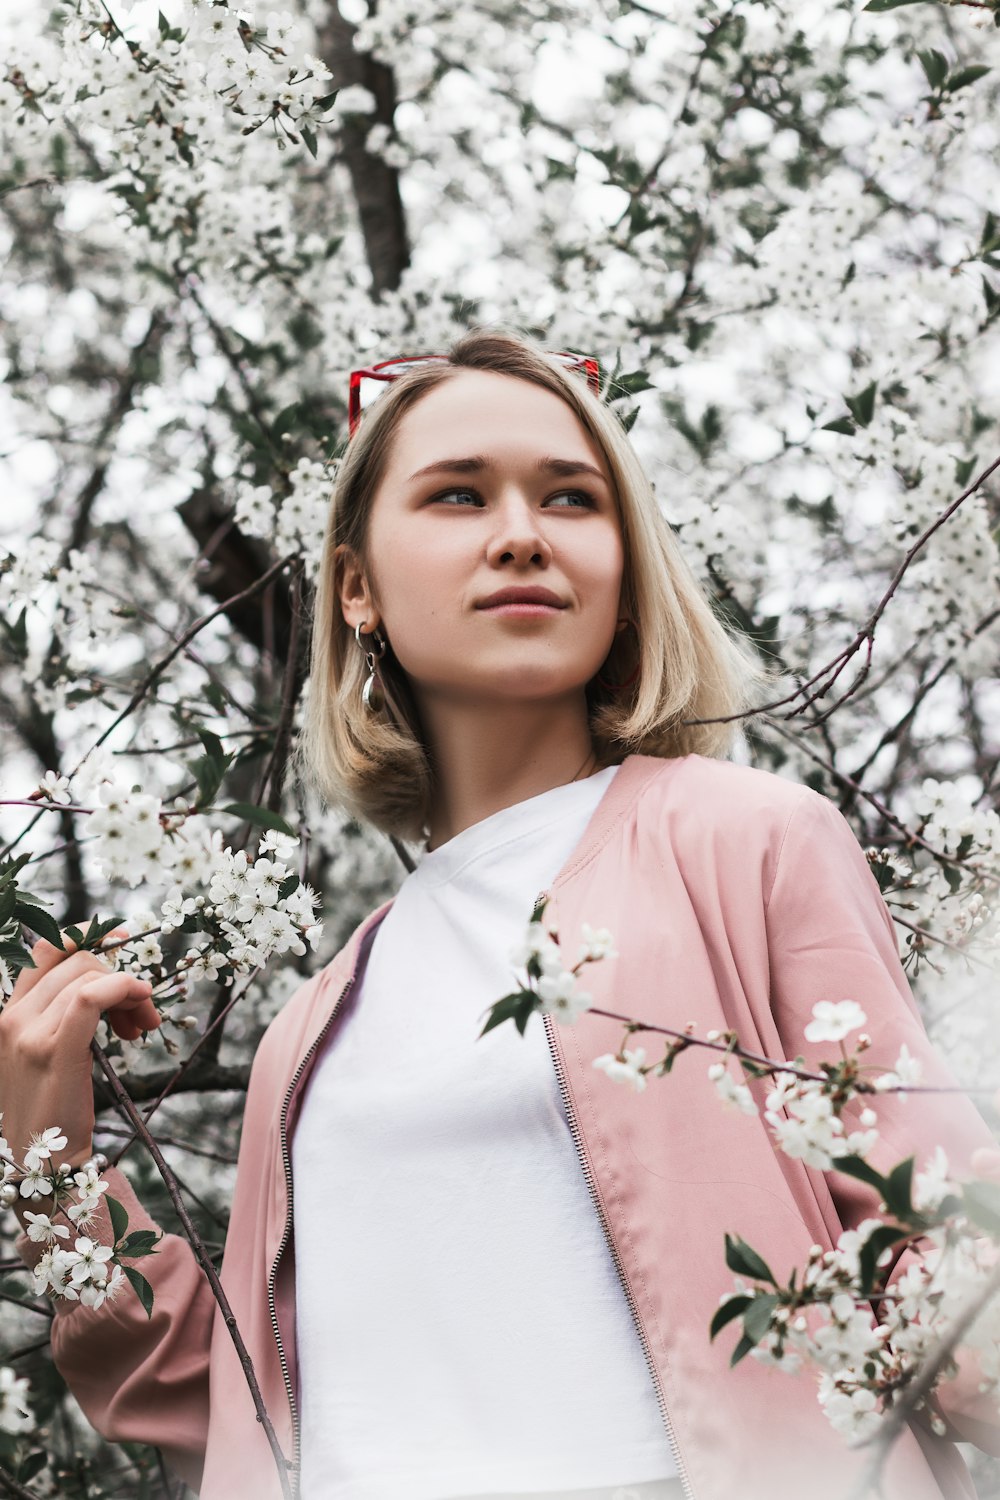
[804,1000,868,1044]
[593,1046,648,1092]
[0,1367,34,1436]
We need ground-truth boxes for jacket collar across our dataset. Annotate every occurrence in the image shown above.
[328,753,682,989]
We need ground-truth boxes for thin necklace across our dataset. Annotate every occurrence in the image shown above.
[570,747,598,783]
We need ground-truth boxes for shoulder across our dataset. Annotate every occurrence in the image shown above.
[625,753,858,888]
[632,752,821,835]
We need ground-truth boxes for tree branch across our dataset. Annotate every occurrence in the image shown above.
[89,1042,293,1500]
[316,4,409,295]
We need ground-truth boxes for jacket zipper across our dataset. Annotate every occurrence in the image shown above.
[267,971,357,1500]
[536,892,696,1500]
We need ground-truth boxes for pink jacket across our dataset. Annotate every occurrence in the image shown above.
[19,753,1000,1500]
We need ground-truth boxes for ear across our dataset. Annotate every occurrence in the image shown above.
[334,544,380,633]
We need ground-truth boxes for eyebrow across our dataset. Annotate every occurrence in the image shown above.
[407,455,610,484]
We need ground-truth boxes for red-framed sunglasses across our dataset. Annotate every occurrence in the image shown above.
[347,351,601,437]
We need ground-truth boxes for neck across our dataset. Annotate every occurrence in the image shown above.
[421,694,599,852]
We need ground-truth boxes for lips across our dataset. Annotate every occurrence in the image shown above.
[476,587,567,609]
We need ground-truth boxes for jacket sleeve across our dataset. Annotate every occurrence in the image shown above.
[15,1164,214,1492]
[763,786,1000,1455]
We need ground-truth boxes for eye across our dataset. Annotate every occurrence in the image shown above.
[544,490,598,510]
[430,488,484,507]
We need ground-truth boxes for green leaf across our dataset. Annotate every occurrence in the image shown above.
[955,455,978,489]
[512,995,538,1035]
[0,853,32,884]
[314,90,339,112]
[821,416,856,436]
[729,1331,757,1366]
[859,1224,908,1293]
[0,941,33,970]
[0,606,28,658]
[883,1157,916,1220]
[0,886,16,927]
[191,728,233,807]
[863,0,928,9]
[614,370,655,397]
[845,380,878,429]
[946,65,991,94]
[619,406,640,434]
[124,1266,155,1319]
[830,1153,888,1197]
[219,803,294,836]
[107,1195,129,1245]
[14,901,65,950]
[301,125,318,159]
[916,49,949,92]
[961,1179,1000,1237]
[192,754,227,808]
[724,1233,776,1285]
[68,915,125,952]
[710,1293,752,1339]
[272,403,301,440]
[118,1228,162,1258]
[16,1450,47,1485]
[478,991,534,1039]
[742,1292,779,1345]
[196,728,226,765]
[10,887,51,909]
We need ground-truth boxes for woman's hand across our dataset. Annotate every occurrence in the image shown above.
[0,930,160,1175]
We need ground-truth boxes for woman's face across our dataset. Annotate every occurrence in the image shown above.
[339,369,626,713]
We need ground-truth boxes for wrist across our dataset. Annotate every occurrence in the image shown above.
[0,1152,109,1209]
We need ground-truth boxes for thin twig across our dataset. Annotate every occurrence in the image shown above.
[583,1005,1000,1097]
[684,453,1000,728]
[0,1462,42,1500]
[845,1255,1000,1500]
[0,555,297,863]
[89,1041,293,1500]
[105,979,255,1167]
[85,553,296,762]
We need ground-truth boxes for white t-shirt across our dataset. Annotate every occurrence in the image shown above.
[292,765,677,1499]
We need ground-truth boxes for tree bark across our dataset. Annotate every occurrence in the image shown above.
[318,2,410,297]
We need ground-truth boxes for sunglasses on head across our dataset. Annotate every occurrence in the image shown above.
[347,351,601,437]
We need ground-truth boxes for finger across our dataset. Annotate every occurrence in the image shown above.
[970,1147,1000,1184]
[8,927,128,1005]
[8,949,117,1017]
[106,997,163,1042]
[55,973,158,1051]
[7,933,83,1001]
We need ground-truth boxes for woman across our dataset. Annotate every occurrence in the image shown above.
[5,329,999,1500]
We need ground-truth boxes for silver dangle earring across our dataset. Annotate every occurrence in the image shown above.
[356,620,387,712]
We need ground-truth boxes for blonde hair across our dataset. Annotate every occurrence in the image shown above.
[300,327,771,842]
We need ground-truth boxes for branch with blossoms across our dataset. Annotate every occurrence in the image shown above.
[0,1126,159,1314]
[480,904,1000,1467]
[689,450,1000,731]
[5,0,343,164]
[0,782,322,1500]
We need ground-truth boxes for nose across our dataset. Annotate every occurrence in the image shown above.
[485,490,552,569]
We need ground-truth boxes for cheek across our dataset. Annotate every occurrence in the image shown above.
[368,530,463,656]
[577,530,625,616]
